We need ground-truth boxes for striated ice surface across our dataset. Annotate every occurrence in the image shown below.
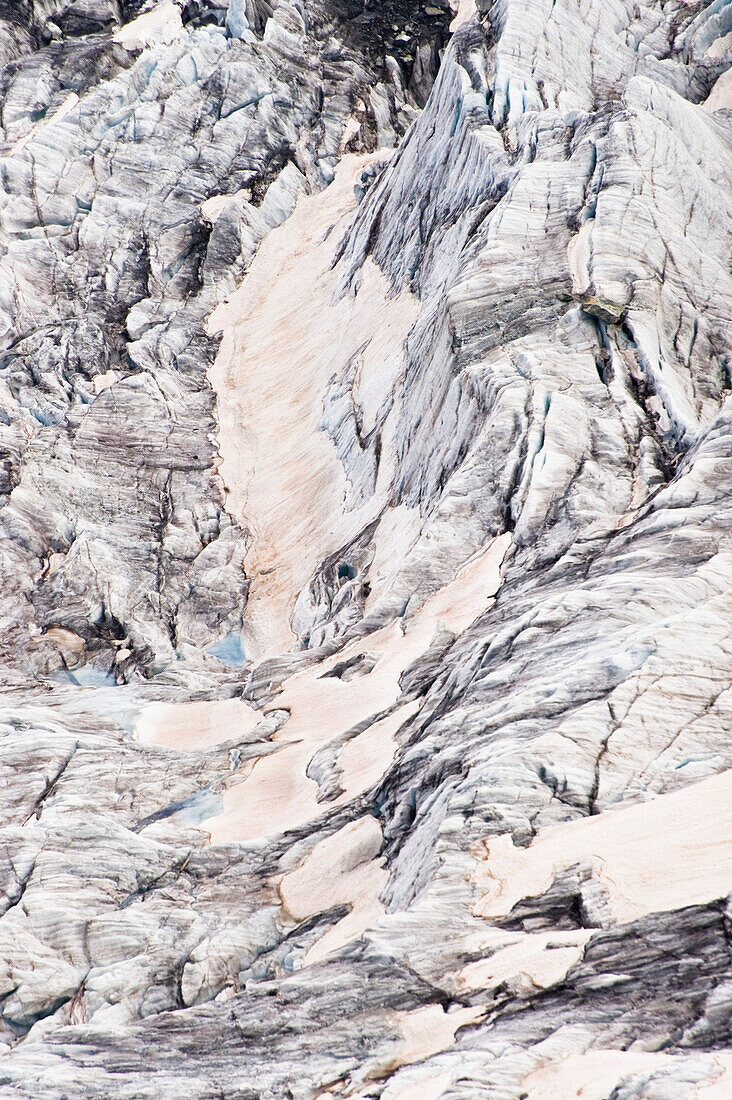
[0,0,730,1096]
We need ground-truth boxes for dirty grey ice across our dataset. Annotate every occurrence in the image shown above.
[0,0,731,1095]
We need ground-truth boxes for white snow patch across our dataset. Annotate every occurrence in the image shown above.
[114,1,183,50]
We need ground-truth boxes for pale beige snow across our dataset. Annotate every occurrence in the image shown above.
[474,769,732,924]
[521,1050,732,1100]
[135,698,262,751]
[694,1058,732,1098]
[705,68,732,112]
[202,534,509,843]
[92,371,119,395]
[207,154,419,659]
[373,1005,484,1080]
[280,816,388,964]
[200,189,251,224]
[457,929,592,995]
[567,220,593,297]
[449,0,477,31]
[320,1007,483,1100]
[339,116,362,151]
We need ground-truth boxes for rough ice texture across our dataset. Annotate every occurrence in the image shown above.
[0,0,731,1097]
